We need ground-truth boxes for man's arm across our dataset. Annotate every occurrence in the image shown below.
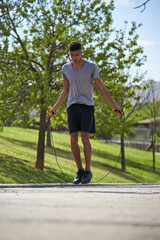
[94,78,122,115]
[49,80,69,117]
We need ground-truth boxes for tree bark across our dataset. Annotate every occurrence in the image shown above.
[152,87,157,171]
[46,116,52,147]
[152,138,155,170]
[121,130,126,172]
[35,106,47,170]
[152,121,156,171]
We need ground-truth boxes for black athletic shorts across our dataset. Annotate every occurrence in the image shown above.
[67,104,95,134]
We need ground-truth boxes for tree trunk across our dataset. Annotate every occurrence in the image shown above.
[150,104,156,171]
[46,116,52,147]
[35,107,47,170]
[121,130,126,172]
[152,138,155,170]
[152,121,156,170]
[153,104,157,171]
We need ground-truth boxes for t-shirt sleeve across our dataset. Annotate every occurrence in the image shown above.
[93,63,99,79]
[62,66,68,80]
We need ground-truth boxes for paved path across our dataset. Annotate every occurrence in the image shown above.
[0,183,160,240]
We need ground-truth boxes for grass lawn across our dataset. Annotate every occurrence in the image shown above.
[0,127,160,184]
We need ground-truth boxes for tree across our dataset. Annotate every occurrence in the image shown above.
[144,80,160,170]
[93,21,147,171]
[0,0,114,169]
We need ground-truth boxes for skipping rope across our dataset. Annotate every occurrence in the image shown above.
[49,110,125,184]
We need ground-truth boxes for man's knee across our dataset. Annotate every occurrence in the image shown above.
[81,135,90,146]
[70,133,78,146]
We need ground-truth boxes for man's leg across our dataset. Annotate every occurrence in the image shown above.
[70,132,83,170]
[81,131,91,171]
[81,131,92,184]
[71,132,84,184]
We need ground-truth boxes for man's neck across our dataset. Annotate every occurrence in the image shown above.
[72,59,85,70]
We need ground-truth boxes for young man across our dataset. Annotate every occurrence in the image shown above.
[50,41,122,184]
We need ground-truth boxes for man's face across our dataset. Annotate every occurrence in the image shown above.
[70,50,82,63]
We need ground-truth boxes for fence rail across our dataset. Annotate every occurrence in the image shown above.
[106,139,160,152]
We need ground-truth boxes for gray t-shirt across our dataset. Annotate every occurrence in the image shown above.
[62,60,99,108]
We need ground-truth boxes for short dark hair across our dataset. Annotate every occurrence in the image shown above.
[69,41,81,51]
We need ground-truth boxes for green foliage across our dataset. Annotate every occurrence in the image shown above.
[93,21,148,138]
[0,0,114,127]
[134,102,160,122]
[0,1,147,138]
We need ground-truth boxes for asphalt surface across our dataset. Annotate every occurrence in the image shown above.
[0,183,160,240]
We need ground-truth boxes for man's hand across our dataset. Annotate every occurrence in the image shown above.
[49,108,57,118]
[113,106,123,115]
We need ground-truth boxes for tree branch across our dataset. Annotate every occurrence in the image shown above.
[6,7,39,74]
[134,0,151,12]
[0,5,15,18]
[31,59,45,70]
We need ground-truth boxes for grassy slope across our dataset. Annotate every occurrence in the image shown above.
[0,127,160,184]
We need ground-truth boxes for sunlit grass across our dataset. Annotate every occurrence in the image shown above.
[0,127,160,184]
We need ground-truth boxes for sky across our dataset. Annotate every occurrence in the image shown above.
[111,0,160,82]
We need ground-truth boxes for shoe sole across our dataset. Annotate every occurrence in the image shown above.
[81,177,92,184]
